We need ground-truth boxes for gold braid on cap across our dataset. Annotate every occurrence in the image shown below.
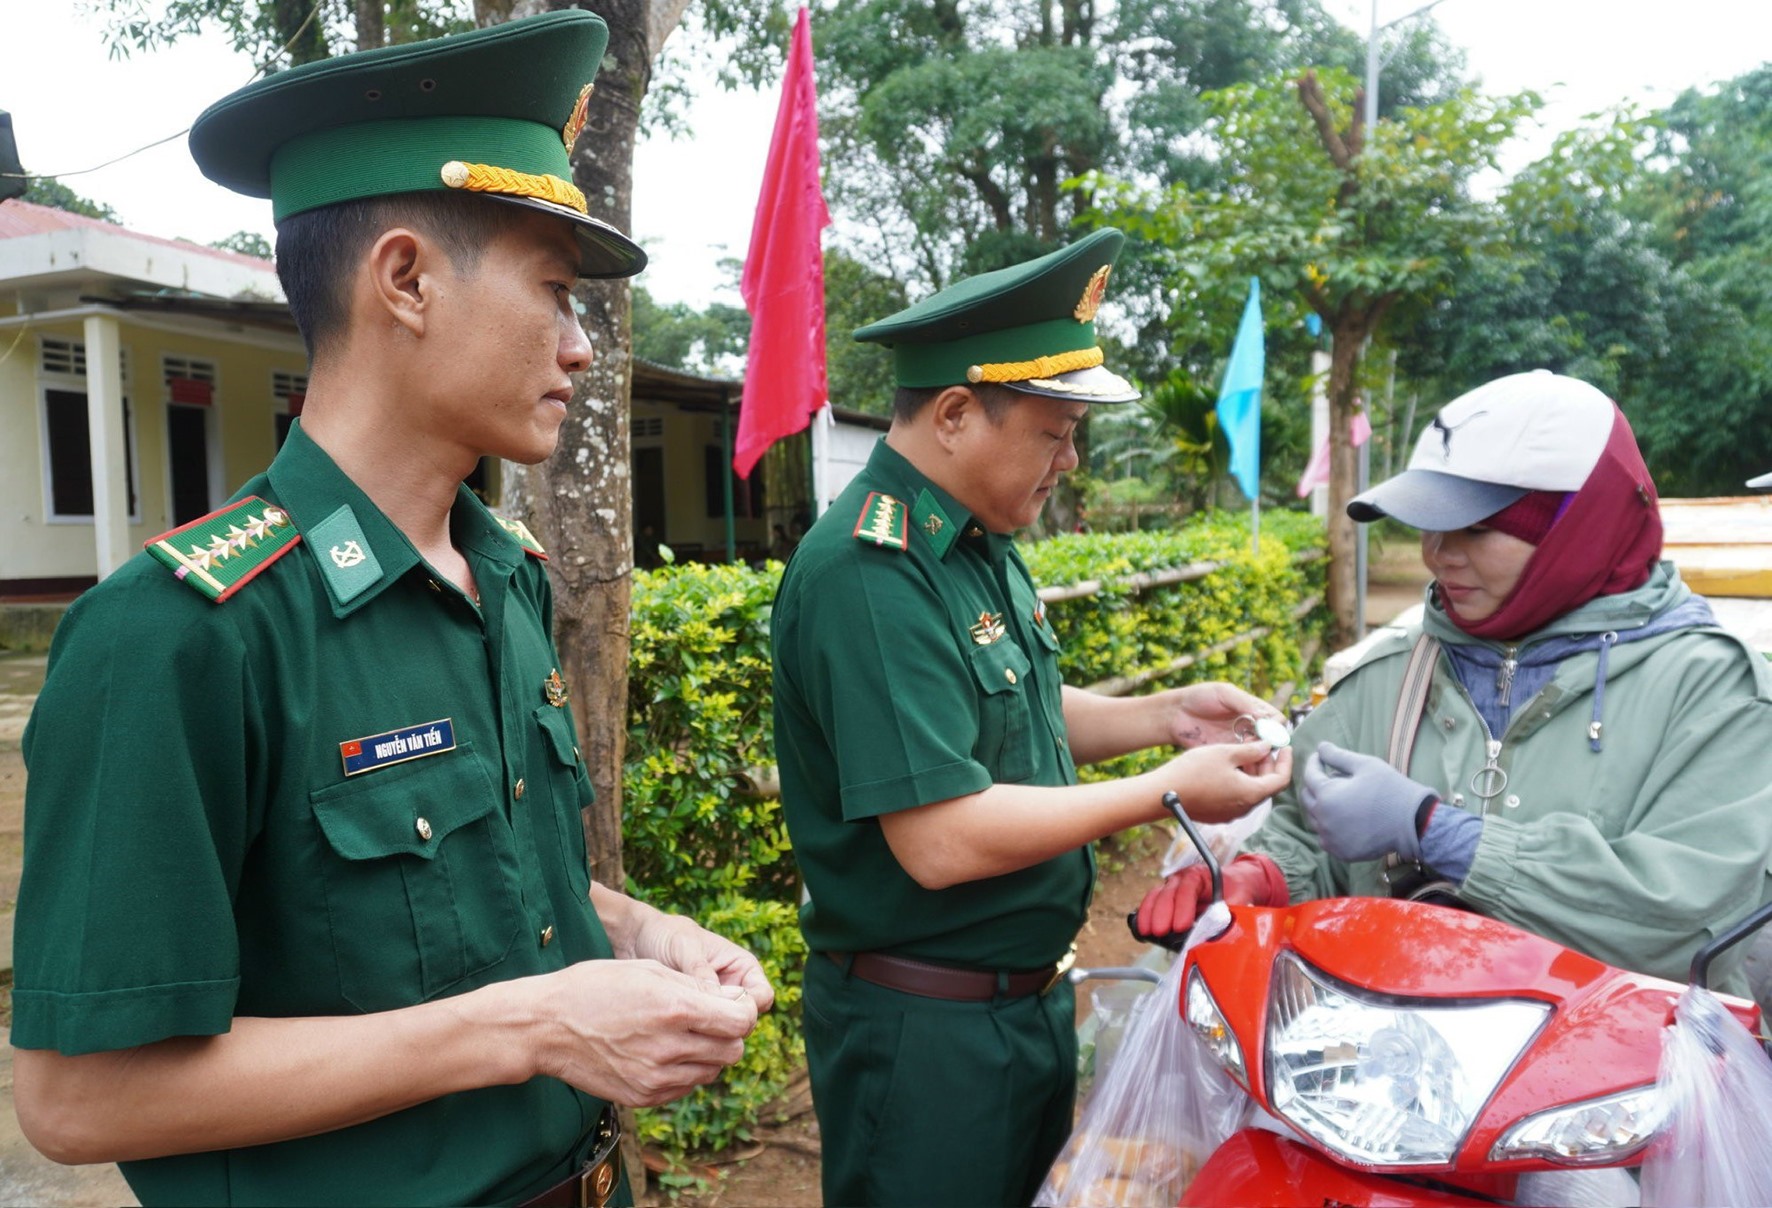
[439,160,588,216]
[966,346,1103,385]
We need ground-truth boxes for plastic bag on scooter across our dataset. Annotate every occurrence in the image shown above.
[1036,902,1249,1207]
[1639,984,1772,1207]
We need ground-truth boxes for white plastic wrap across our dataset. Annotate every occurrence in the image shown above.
[1157,801,1270,877]
[1640,985,1772,1207]
[1036,902,1250,1207]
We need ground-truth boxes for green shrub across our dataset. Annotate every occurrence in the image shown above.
[620,513,1328,1158]
[624,561,800,1157]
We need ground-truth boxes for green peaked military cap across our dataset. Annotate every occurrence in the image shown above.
[188,10,645,279]
[853,228,1138,403]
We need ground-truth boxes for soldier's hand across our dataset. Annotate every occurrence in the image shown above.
[1165,682,1286,748]
[534,959,759,1107]
[1156,739,1292,824]
[629,910,776,1013]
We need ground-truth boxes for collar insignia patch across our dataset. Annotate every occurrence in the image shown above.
[340,717,456,777]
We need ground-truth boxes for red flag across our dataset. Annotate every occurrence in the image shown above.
[734,6,830,477]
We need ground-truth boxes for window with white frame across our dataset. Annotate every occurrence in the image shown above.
[273,369,309,447]
[39,337,139,522]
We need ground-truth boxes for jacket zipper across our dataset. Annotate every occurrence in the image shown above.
[1496,644,1519,710]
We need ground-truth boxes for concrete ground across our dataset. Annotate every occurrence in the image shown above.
[0,652,137,1206]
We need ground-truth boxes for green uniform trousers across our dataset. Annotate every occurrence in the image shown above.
[803,954,1077,1207]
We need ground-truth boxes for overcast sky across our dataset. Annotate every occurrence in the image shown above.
[3,1,1768,310]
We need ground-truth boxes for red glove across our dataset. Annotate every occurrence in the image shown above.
[1128,854,1289,949]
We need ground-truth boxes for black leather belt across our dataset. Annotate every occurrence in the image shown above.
[829,946,1075,1001]
[517,1107,622,1208]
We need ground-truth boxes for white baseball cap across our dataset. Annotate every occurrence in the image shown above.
[1349,371,1614,530]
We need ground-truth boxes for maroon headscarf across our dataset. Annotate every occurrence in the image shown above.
[1444,406,1662,641]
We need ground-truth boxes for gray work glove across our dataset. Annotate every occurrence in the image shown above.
[1300,741,1439,864]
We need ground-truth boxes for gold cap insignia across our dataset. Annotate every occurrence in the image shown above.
[969,611,1006,645]
[544,668,570,708]
[562,81,595,150]
[1073,264,1112,323]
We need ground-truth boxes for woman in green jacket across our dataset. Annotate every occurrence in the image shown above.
[1134,371,1772,999]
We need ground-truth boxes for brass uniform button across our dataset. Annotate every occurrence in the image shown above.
[1004,668,1018,685]
[540,924,555,947]
[415,817,433,841]
[513,778,525,800]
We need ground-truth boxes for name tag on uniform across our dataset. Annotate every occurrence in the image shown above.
[339,718,456,776]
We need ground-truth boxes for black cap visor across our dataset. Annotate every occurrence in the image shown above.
[492,193,647,279]
[1348,469,1526,531]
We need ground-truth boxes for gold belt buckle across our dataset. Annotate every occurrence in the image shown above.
[577,1110,622,1208]
[1042,943,1077,996]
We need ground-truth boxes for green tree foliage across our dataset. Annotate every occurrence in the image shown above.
[1082,67,1533,642]
[811,0,1458,291]
[20,175,121,222]
[632,282,751,376]
[90,0,472,66]
[209,228,274,258]
[1402,75,1772,496]
[821,248,906,415]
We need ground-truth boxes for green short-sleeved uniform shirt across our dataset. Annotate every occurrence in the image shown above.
[773,439,1091,969]
[12,421,617,1207]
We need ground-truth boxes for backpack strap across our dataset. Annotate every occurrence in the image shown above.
[1380,633,1465,906]
[1387,633,1441,773]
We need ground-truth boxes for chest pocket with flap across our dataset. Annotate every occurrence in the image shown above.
[309,741,523,1012]
[969,639,1036,783]
[535,704,594,899]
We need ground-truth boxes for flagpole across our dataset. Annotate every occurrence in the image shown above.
[811,402,833,518]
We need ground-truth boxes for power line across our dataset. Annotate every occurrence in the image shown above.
[0,0,322,186]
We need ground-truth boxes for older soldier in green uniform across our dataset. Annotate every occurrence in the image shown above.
[10,14,770,1207]
[772,229,1294,1207]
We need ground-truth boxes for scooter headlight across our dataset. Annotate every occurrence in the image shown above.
[1266,952,1550,1167]
[1184,966,1247,1088]
[1490,1085,1662,1165]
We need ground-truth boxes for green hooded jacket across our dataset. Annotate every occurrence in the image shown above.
[1251,562,1772,1000]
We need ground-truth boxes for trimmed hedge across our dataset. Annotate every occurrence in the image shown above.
[622,510,1329,1156]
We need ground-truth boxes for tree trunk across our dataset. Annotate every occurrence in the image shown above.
[1325,322,1365,649]
[354,0,384,49]
[537,0,648,894]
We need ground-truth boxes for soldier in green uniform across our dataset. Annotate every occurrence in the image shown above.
[9,14,771,1207]
[772,229,1294,1207]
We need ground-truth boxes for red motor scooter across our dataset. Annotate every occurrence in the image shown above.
[1074,793,1771,1207]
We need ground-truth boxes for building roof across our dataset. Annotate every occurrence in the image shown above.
[0,199,272,271]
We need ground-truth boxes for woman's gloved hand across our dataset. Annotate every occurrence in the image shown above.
[1300,741,1439,863]
[1127,854,1288,950]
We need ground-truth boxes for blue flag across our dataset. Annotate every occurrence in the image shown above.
[1216,277,1264,501]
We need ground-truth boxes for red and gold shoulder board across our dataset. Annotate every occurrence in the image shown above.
[144,496,301,603]
[495,514,549,559]
[853,492,908,552]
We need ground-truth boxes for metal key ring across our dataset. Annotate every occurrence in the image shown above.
[1233,713,1259,742]
[1469,764,1509,801]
